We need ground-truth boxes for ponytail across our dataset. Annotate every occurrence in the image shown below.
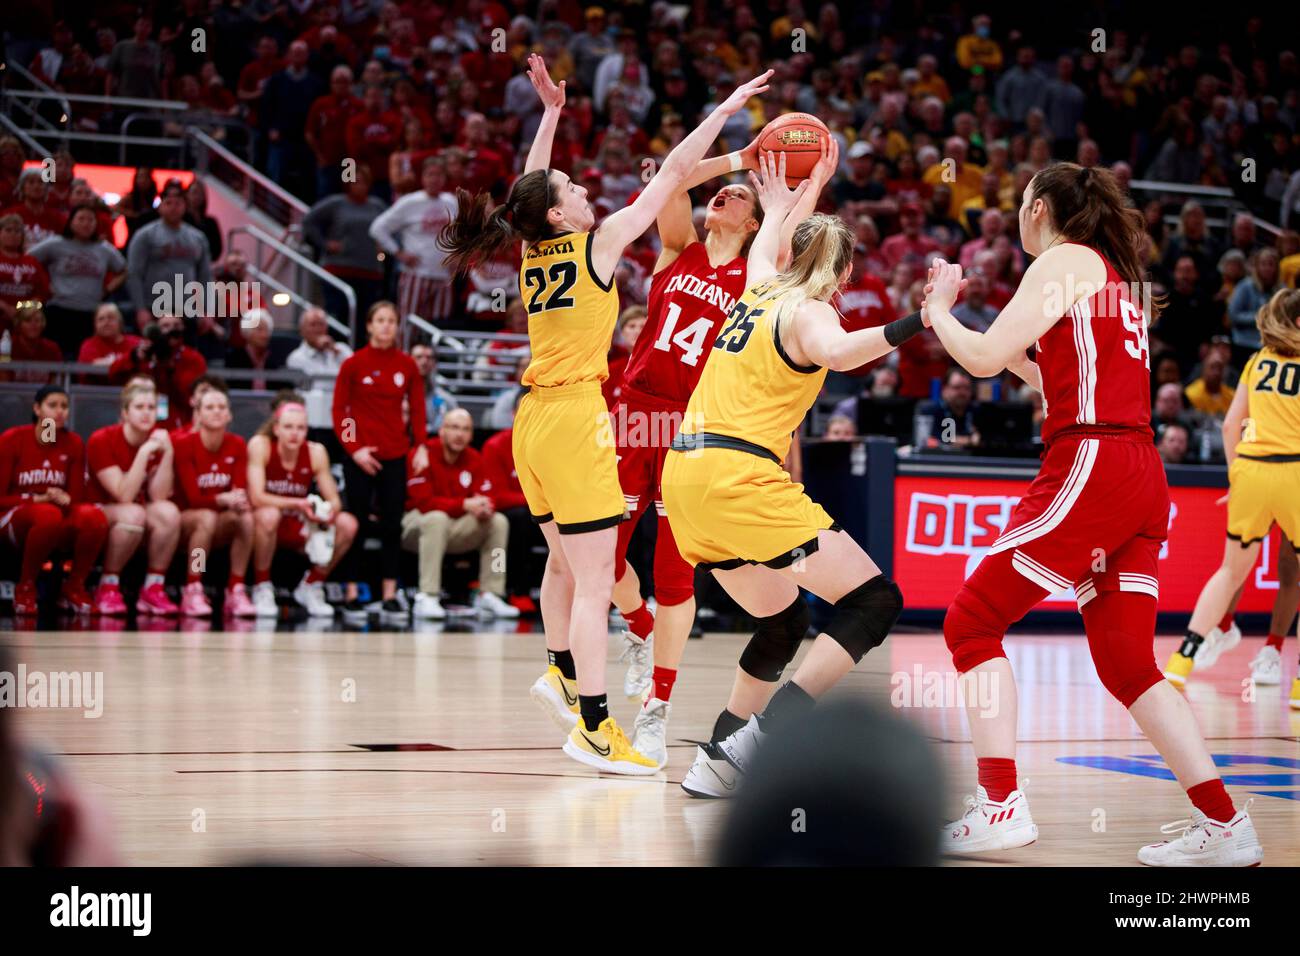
[440,169,557,277]
[1031,162,1162,321]
[765,213,854,332]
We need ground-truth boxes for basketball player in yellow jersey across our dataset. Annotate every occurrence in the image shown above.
[440,54,775,774]
[662,153,931,797]
[1167,289,1300,709]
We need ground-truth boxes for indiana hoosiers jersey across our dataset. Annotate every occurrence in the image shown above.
[1235,347,1300,460]
[0,425,84,509]
[681,280,827,462]
[624,242,748,409]
[173,431,248,510]
[86,423,162,504]
[1036,246,1153,446]
[519,231,619,387]
[264,440,314,499]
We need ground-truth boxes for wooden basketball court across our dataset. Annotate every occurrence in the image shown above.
[4,624,1298,866]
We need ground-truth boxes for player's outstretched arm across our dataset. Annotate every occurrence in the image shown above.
[791,299,903,372]
[523,53,565,175]
[746,151,809,287]
[925,245,1105,378]
[590,70,773,283]
[777,135,836,271]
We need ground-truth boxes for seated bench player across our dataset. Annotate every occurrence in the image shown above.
[401,408,517,620]
[0,385,108,615]
[171,386,257,617]
[247,397,358,617]
[86,382,181,616]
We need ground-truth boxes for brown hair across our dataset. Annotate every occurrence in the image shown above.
[1030,162,1162,320]
[440,169,556,276]
[1257,288,1300,357]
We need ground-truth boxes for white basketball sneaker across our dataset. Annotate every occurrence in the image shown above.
[1138,803,1263,867]
[251,581,279,617]
[293,577,334,617]
[940,786,1039,854]
[631,698,671,769]
[1197,623,1242,671]
[681,742,742,799]
[475,590,520,618]
[619,629,653,699]
[1248,645,1282,686]
[412,592,446,620]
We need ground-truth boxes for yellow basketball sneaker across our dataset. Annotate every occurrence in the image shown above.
[1289,677,1300,710]
[1163,651,1194,687]
[530,666,579,733]
[563,716,659,775]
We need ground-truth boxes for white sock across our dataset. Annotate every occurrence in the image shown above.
[101,574,120,586]
[144,573,164,588]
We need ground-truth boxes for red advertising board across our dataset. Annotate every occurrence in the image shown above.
[893,474,1287,613]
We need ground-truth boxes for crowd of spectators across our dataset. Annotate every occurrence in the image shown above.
[3,4,1300,471]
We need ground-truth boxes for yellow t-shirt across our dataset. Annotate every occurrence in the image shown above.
[1184,379,1236,417]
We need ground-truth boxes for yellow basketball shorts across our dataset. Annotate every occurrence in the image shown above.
[661,444,837,571]
[1226,456,1300,548]
[512,381,627,534]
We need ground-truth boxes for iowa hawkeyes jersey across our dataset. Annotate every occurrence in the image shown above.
[519,231,619,388]
[1237,347,1300,460]
[680,281,827,462]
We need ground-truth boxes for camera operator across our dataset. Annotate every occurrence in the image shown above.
[107,312,208,431]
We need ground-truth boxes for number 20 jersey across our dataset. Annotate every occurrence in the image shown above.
[622,242,749,411]
[1035,245,1154,446]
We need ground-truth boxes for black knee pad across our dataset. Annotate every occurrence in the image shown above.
[826,576,903,663]
[739,596,810,681]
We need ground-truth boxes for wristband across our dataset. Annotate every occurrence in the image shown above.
[883,311,925,347]
[729,152,743,172]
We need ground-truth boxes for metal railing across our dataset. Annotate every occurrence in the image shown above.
[119,112,253,165]
[190,128,308,235]
[0,60,73,135]
[226,223,355,341]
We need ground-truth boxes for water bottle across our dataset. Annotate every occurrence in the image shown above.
[1199,428,1212,463]
[0,329,10,363]
[913,405,934,449]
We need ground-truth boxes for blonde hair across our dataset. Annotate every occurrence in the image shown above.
[119,381,156,412]
[766,213,854,332]
[1257,288,1300,357]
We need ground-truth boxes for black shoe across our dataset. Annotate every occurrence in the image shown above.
[341,599,371,622]
[379,598,408,621]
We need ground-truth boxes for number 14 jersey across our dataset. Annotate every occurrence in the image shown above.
[623,241,749,411]
[1036,245,1154,446]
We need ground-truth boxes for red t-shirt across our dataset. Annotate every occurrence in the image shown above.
[86,423,163,504]
[172,430,248,510]
[332,345,427,460]
[0,251,50,315]
[1,335,62,384]
[479,429,526,511]
[345,108,402,184]
[1,203,66,247]
[305,93,362,166]
[404,437,486,516]
[78,333,142,366]
[834,273,897,376]
[0,425,85,510]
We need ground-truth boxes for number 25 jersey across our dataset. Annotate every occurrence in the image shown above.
[1035,245,1153,445]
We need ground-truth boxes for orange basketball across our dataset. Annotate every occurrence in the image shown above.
[756,112,830,186]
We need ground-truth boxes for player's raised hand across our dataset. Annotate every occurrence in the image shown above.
[717,69,773,117]
[808,132,839,187]
[526,53,565,110]
[748,150,810,216]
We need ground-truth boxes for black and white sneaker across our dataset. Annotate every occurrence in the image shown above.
[378,597,409,624]
[341,599,371,623]
[681,742,742,799]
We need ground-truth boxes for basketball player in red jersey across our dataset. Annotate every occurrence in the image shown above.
[924,163,1262,866]
[247,400,358,618]
[611,137,839,767]
[0,385,108,615]
[172,387,257,618]
[86,383,181,617]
